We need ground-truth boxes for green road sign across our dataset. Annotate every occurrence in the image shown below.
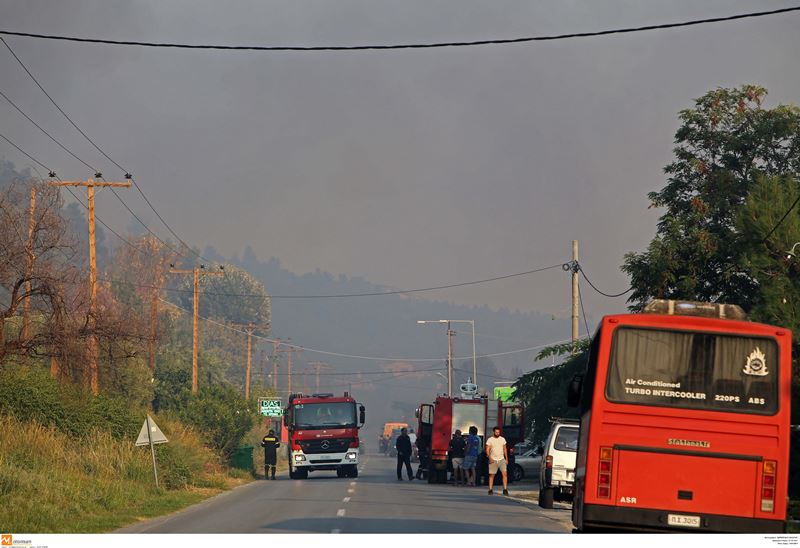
[259,398,283,417]
[494,386,516,402]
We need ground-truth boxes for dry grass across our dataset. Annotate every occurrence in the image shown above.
[0,414,249,532]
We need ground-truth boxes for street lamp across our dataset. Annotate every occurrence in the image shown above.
[417,319,477,396]
[787,242,800,260]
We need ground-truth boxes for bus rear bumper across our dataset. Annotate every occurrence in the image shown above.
[580,504,785,533]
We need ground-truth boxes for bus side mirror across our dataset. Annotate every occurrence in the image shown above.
[567,374,583,408]
[359,404,366,425]
[415,408,420,419]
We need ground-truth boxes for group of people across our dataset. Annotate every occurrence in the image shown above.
[394,425,509,496]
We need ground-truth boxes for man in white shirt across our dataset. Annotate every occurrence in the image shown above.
[485,426,508,495]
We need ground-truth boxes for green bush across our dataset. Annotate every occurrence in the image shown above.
[181,385,255,460]
[0,367,139,439]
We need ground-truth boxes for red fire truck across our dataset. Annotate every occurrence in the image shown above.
[568,300,792,533]
[284,392,366,479]
[416,385,524,484]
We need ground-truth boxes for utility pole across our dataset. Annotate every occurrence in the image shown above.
[232,323,264,399]
[447,321,454,397]
[270,339,281,390]
[49,178,131,394]
[309,361,331,393]
[146,237,167,374]
[168,265,224,393]
[572,240,580,349]
[22,185,36,347]
[276,344,301,395]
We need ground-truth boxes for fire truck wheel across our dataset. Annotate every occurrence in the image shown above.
[336,468,345,478]
[347,465,359,478]
[539,487,554,509]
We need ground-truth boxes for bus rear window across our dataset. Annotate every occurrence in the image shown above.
[606,327,778,415]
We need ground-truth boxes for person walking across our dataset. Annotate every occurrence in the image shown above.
[485,426,508,495]
[463,426,481,486]
[395,427,415,481]
[448,430,466,486]
[261,429,281,480]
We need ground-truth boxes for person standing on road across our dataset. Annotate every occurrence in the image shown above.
[463,426,481,486]
[448,430,466,486]
[261,429,281,480]
[485,426,508,495]
[395,427,415,481]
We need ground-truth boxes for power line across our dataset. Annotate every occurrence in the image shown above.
[0,131,145,252]
[0,37,213,265]
[108,263,563,299]
[1,6,797,52]
[576,262,632,298]
[761,193,800,244]
[159,296,574,362]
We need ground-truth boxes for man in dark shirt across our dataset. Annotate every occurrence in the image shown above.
[449,430,466,486]
[261,429,280,480]
[395,427,414,481]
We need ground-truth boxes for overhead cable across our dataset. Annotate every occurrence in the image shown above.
[0,6,797,52]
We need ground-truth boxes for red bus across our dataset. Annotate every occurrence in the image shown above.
[569,300,792,533]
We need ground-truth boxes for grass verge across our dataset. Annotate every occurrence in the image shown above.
[0,414,250,533]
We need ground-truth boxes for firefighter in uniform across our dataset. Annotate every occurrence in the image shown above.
[261,429,280,480]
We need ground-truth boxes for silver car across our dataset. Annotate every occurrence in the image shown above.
[510,448,541,482]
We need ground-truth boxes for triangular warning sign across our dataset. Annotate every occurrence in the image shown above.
[136,415,168,446]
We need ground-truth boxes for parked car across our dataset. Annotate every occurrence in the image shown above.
[510,448,541,482]
[538,419,579,509]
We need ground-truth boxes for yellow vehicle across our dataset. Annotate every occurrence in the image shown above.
[380,422,408,453]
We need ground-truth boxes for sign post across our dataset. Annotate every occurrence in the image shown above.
[259,398,283,418]
[136,414,168,488]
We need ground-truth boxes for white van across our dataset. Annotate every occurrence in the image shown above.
[538,419,579,509]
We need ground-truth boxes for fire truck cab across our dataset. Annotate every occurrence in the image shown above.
[284,392,366,479]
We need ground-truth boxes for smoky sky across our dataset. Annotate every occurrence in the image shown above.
[1,0,799,326]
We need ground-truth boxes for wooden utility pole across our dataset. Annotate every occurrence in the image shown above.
[232,323,263,399]
[270,339,281,390]
[571,240,580,348]
[169,265,224,393]
[276,344,301,395]
[22,185,36,346]
[309,361,331,393]
[146,237,168,374]
[49,179,131,394]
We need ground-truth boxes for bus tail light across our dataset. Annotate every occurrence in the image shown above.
[597,447,613,499]
[761,460,776,512]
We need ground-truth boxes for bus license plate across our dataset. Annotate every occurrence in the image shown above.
[667,514,701,528]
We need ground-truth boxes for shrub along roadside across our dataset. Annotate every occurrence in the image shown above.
[0,367,254,532]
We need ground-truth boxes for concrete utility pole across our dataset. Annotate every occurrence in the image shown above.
[49,178,131,394]
[572,240,580,348]
[309,361,331,393]
[447,321,455,397]
[168,265,224,393]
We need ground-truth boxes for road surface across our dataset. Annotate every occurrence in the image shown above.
[119,453,572,534]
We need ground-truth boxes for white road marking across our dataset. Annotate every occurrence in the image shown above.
[331,529,341,534]
[342,497,351,503]
[337,509,346,517]
[347,488,355,494]
[350,481,357,486]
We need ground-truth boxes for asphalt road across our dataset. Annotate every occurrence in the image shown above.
[118,453,572,534]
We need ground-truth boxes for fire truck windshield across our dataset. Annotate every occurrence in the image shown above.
[606,327,779,415]
[292,402,357,429]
